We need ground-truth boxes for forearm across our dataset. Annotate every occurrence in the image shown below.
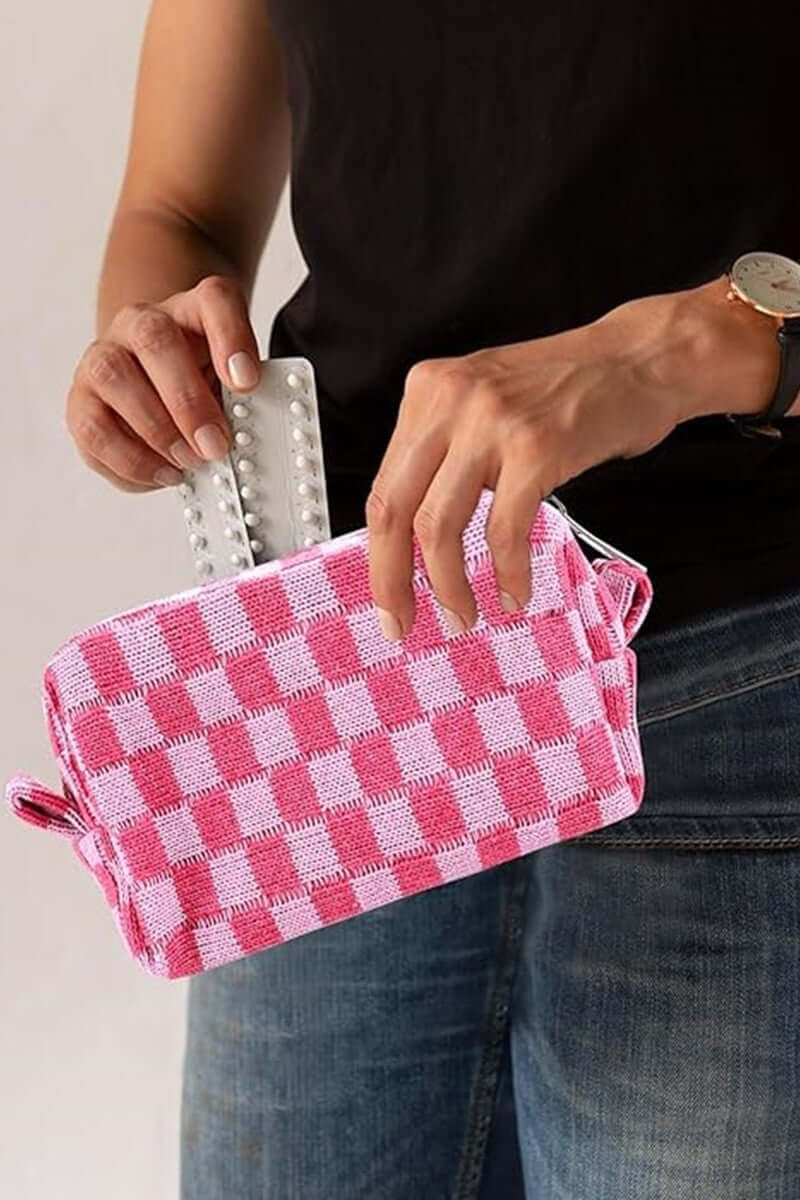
[95,205,252,338]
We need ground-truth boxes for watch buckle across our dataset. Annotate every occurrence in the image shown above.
[724,413,783,439]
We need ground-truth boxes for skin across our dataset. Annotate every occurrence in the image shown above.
[366,276,790,638]
[73,0,290,489]
[72,0,795,632]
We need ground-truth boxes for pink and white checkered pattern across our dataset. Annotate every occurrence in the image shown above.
[6,490,652,979]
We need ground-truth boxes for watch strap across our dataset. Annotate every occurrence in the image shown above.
[727,315,800,438]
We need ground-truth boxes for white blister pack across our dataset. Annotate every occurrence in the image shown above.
[178,357,331,581]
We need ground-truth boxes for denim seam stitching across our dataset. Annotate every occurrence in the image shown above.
[453,859,530,1200]
[638,660,800,726]
[576,835,800,850]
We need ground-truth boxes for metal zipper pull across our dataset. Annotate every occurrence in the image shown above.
[545,493,648,574]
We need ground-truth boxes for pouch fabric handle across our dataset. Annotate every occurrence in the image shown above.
[6,773,87,839]
[593,558,654,645]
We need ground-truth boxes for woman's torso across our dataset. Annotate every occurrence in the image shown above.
[266,1,800,632]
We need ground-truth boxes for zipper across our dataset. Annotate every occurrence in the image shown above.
[545,493,648,574]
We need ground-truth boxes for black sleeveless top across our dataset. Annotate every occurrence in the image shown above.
[266,1,800,634]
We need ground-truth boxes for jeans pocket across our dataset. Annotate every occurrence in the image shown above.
[576,668,800,848]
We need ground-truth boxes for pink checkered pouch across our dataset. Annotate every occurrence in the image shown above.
[6,489,652,979]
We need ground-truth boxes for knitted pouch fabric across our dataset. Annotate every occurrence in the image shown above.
[6,489,652,980]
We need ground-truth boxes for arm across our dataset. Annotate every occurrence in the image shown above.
[97,0,290,327]
[68,0,290,490]
[366,273,789,640]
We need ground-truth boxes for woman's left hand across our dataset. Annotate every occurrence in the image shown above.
[365,274,782,640]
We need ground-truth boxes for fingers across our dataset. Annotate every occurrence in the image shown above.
[68,274,262,493]
[372,445,544,638]
[75,446,160,493]
[485,460,545,611]
[107,301,231,461]
[67,395,183,490]
[365,434,446,641]
[410,450,486,632]
[74,341,202,471]
[366,358,492,641]
[171,274,262,396]
[366,355,554,641]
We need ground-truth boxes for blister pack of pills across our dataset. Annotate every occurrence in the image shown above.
[178,358,331,580]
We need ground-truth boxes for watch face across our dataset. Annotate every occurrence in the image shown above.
[729,251,800,317]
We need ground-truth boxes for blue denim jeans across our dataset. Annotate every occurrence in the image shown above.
[180,586,800,1199]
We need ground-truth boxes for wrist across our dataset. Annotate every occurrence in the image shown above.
[706,273,784,418]
[596,274,783,425]
[96,207,252,338]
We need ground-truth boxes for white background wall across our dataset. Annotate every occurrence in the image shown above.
[0,5,305,1195]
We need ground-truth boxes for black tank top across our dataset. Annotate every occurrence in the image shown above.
[266,1,800,633]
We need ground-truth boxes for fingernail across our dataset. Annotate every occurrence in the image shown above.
[169,440,203,470]
[377,608,403,642]
[194,424,229,461]
[442,607,466,634]
[153,466,183,487]
[227,351,259,390]
[499,590,520,612]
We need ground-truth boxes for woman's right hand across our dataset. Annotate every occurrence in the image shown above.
[66,274,262,492]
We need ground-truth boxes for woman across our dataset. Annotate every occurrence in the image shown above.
[68,2,800,1196]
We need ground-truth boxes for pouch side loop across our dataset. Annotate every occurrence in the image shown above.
[5,773,88,839]
[593,559,654,645]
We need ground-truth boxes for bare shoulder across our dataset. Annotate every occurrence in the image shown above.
[116,0,290,278]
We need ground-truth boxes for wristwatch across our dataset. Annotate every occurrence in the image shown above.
[725,250,800,439]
